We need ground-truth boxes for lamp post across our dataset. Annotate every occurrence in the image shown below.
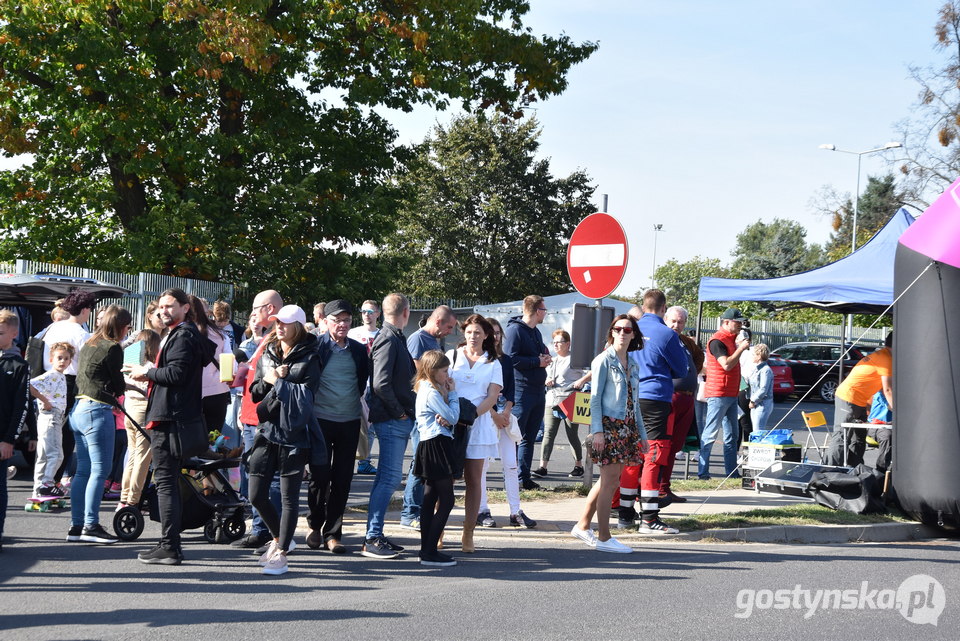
[651,223,663,289]
[818,141,902,340]
[818,142,902,252]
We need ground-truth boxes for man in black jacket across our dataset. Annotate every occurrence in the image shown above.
[361,292,415,559]
[306,298,370,554]
[0,310,31,552]
[126,287,204,565]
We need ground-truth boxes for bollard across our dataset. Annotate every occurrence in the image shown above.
[582,436,594,489]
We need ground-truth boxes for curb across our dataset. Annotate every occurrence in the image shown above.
[297,516,943,546]
[620,521,944,544]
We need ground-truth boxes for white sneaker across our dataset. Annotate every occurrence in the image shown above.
[6,465,15,480]
[258,540,279,566]
[595,536,633,554]
[570,525,598,547]
[262,551,289,575]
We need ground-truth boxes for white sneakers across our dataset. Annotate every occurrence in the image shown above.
[595,536,633,554]
[572,526,632,553]
[262,551,289,575]
[570,525,598,547]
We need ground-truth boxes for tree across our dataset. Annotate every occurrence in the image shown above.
[382,115,596,301]
[730,218,823,280]
[819,174,905,261]
[0,1,597,304]
[896,1,960,206]
[644,256,730,317]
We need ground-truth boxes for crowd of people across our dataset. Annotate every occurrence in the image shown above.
[5,285,882,567]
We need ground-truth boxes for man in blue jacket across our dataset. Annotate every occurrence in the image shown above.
[504,295,552,490]
[618,290,687,534]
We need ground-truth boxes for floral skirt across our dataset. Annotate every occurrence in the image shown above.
[591,414,643,466]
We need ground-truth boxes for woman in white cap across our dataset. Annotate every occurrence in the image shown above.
[248,305,322,575]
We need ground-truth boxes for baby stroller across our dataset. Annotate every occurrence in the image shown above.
[113,456,248,544]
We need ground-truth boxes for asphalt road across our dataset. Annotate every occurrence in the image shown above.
[1,501,956,641]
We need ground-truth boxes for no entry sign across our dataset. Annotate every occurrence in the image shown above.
[566,212,629,299]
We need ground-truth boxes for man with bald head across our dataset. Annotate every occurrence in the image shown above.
[660,306,703,502]
[232,289,284,549]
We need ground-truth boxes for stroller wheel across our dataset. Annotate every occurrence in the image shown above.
[203,520,219,544]
[113,506,145,541]
[222,513,247,542]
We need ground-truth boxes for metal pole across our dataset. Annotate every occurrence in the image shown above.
[651,224,662,289]
[602,193,608,212]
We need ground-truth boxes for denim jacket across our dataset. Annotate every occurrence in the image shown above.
[589,346,644,435]
[415,383,460,441]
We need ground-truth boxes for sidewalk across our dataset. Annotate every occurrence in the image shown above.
[296,487,941,547]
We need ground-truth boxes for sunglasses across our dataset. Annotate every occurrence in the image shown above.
[611,326,634,334]
[361,309,377,315]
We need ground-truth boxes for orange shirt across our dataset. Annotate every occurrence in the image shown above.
[836,347,892,407]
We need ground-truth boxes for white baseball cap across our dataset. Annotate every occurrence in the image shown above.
[268,304,307,325]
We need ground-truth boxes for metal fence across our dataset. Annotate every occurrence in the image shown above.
[6,259,236,331]
[691,316,890,350]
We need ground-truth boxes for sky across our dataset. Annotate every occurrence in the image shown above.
[379,0,949,297]
[2,1,949,298]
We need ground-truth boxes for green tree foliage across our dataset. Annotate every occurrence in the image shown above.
[382,115,596,301]
[644,256,730,317]
[897,1,960,206]
[0,0,596,304]
[823,175,905,261]
[730,218,823,280]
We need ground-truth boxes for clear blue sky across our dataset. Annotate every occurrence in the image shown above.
[383,0,948,297]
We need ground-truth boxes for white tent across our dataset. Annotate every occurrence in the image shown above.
[474,292,635,353]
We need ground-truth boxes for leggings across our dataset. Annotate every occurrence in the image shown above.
[420,476,454,556]
[248,442,304,552]
[540,405,583,463]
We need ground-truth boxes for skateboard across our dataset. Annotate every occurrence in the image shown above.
[24,495,69,512]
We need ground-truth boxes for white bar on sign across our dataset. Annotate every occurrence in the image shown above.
[570,243,625,268]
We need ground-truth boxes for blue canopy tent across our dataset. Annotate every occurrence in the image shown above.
[697,208,915,315]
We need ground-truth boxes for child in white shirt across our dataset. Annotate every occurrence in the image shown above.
[30,342,74,497]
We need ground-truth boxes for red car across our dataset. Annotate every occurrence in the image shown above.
[768,357,795,402]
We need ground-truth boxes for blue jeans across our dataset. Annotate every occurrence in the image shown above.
[401,422,422,523]
[698,396,739,477]
[750,399,774,432]
[514,390,546,482]
[242,423,281,538]
[69,399,116,527]
[365,417,413,540]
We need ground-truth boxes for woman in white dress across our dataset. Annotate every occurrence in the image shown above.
[447,314,504,553]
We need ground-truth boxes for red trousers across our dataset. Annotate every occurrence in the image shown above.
[660,391,695,492]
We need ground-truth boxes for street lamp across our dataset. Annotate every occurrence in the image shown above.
[651,224,664,289]
[818,141,902,252]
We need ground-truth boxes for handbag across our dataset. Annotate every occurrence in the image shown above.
[507,414,522,443]
[456,397,477,428]
[170,417,210,460]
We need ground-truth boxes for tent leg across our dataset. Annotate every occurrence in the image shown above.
[695,301,703,343]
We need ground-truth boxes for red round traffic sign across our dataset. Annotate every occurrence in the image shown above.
[566,212,629,299]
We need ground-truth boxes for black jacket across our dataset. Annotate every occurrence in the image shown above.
[0,352,30,445]
[366,322,416,423]
[75,339,125,407]
[144,321,205,424]
[316,333,369,396]
[503,316,548,393]
[251,333,320,445]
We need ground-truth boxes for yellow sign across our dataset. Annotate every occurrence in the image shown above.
[571,391,591,425]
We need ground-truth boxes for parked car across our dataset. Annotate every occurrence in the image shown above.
[767,357,795,402]
[769,341,865,402]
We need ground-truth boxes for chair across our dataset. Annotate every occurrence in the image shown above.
[801,410,828,461]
